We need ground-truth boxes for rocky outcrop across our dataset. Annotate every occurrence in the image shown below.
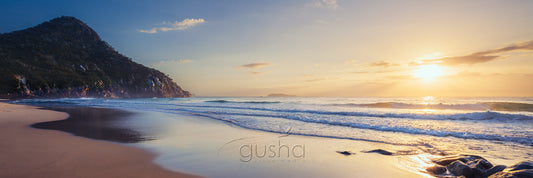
[0,16,191,99]
[427,155,532,178]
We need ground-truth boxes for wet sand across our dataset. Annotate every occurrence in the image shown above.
[0,103,198,178]
[1,102,425,177]
[120,109,425,177]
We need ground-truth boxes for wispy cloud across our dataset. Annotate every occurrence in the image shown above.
[305,78,328,82]
[312,0,338,9]
[151,59,193,67]
[424,40,533,65]
[138,18,205,33]
[251,71,270,75]
[239,62,273,69]
[351,70,398,74]
[369,60,399,67]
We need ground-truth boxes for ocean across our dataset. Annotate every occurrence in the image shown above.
[12,97,533,176]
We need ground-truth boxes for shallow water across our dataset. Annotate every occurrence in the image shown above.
[13,97,533,165]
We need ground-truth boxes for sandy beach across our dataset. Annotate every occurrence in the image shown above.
[0,101,424,177]
[4,98,529,177]
[110,107,426,177]
[0,103,197,178]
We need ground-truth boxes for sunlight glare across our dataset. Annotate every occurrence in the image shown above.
[413,64,444,82]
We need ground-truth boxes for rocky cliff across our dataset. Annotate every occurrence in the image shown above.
[0,16,191,99]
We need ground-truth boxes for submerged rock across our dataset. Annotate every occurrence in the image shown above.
[426,165,447,175]
[428,154,531,178]
[507,161,533,171]
[433,155,466,166]
[489,161,533,178]
[510,169,533,178]
[469,159,494,176]
[469,159,494,170]
[336,151,356,156]
[362,149,393,155]
[433,155,485,166]
[447,160,473,177]
[483,165,507,178]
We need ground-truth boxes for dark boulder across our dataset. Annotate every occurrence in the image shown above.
[482,165,507,178]
[488,171,514,178]
[469,159,494,170]
[448,160,473,177]
[468,159,495,177]
[336,151,356,156]
[433,155,486,166]
[426,165,447,175]
[507,161,533,172]
[433,155,465,166]
[361,149,393,155]
[430,155,531,178]
[488,170,533,178]
[511,169,533,178]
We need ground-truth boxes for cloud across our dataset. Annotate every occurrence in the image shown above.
[313,0,338,9]
[239,62,273,69]
[425,40,533,65]
[251,71,270,75]
[351,70,399,74]
[151,59,193,67]
[305,78,327,82]
[138,18,205,33]
[369,60,399,67]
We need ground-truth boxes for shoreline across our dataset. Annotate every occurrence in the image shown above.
[0,102,198,178]
[3,100,529,177]
[116,107,425,177]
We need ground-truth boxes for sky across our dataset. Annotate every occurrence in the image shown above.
[1,0,532,97]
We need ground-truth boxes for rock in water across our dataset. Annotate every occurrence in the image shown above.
[469,159,494,176]
[426,165,447,175]
[447,160,473,177]
[432,155,485,166]
[507,161,533,171]
[362,149,393,155]
[511,169,533,178]
[489,161,533,178]
[483,165,506,178]
[0,16,191,99]
[429,154,532,178]
[336,151,356,156]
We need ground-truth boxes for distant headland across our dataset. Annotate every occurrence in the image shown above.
[266,93,296,97]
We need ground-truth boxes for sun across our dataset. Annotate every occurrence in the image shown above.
[413,64,444,82]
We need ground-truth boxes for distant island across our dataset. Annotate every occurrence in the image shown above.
[266,93,296,97]
[0,16,191,99]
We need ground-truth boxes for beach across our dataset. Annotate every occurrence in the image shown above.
[0,102,197,178]
[127,110,424,177]
[3,97,532,177]
[0,101,423,177]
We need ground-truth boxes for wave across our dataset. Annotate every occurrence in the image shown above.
[205,100,281,104]
[165,104,533,122]
[485,102,533,112]
[14,99,533,122]
[164,108,533,145]
[334,102,533,112]
[11,99,76,105]
[12,98,533,146]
